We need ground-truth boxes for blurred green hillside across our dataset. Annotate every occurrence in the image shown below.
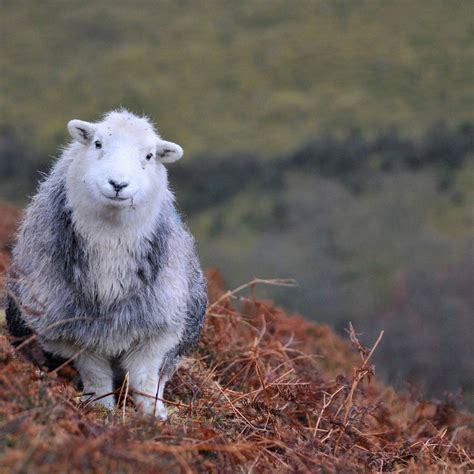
[1,0,473,160]
[1,1,473,404]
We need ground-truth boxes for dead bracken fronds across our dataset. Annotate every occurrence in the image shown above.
[0,269,473,473]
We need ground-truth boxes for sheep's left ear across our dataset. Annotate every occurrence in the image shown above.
[156,140,183,163]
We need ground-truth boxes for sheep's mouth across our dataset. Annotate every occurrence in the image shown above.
[100,193,132,204]
[106,196,128,201]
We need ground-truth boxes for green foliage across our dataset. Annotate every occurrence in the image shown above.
[171,122,474,217]
[1,0,473,160]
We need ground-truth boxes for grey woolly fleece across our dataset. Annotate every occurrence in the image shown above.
[6,155,207,375]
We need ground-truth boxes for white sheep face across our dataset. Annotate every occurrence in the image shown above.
[66,110,183,211]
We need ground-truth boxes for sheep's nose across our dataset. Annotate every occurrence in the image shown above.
[108,179,129,193]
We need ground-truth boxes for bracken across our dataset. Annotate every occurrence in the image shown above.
[1,263,473,473]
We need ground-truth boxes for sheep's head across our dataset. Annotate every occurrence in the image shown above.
[66,110,182,211]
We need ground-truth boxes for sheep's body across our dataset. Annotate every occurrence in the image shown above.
[6,110,207,418]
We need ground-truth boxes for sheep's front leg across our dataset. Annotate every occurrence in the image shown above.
[121,337,176,420]
[75,352,115,410]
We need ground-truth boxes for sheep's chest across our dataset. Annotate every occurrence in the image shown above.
[85,238,144,305]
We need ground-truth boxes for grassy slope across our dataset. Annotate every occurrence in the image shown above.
[1,0,473,159]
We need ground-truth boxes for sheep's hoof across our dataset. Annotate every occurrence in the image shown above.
[153,406,168,421]
[81,393,115,411]
[138,400,168,420]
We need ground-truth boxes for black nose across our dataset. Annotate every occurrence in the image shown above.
[108,179,129,193]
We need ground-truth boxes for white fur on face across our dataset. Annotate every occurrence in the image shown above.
[67,112,165,216]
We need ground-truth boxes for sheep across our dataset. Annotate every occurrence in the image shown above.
[5,109,207,419]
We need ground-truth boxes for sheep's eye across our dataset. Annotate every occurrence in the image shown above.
[95,140,102,149]
[146,153,153,161]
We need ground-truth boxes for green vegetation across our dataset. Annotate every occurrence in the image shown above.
[1,0,473,160]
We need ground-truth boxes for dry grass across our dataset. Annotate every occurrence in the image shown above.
[0,204,21,252]
[0,203,472,472]
[0,267,472,473]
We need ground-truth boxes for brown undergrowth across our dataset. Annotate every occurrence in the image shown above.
[0,203,473,472]
[0,270,472,473]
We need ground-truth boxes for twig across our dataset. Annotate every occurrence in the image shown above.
[49,347,86,375]
[207,277,297,312]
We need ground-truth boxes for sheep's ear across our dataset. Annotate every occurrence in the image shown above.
[67,120,97,144]
[156,140,183,163]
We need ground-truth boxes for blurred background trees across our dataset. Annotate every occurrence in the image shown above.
[1,0,473,407]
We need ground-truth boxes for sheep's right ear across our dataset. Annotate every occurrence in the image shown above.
[156,140,183,163]
[67,120,97,144]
